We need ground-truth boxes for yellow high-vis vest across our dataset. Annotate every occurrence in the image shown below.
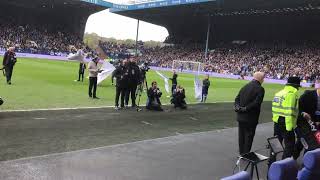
[272,86,299,131]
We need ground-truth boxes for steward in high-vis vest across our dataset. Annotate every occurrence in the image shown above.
[272,77,301,160]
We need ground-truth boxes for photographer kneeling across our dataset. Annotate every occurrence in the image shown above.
[146,81,163,111]
[172,85,187,109]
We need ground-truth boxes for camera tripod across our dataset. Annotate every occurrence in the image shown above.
[136,76,148,112]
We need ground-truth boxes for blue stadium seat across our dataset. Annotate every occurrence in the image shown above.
[268,158,298,180]
[298,148,320,180]
[221,171,251,180]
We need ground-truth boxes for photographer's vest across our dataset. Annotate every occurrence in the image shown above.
[272,86,299,131]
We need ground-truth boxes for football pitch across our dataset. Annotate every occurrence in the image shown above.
[0,58,306,179]
[0,57,288,110]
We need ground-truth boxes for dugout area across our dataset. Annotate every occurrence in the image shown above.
[0,102,273,179]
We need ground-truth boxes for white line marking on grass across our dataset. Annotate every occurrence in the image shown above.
[0,122,273,164]
[189,117,198,121]
[34,118,46,120]
[0,101,234,113]
[141,121,152,125]
[175,132,183,136]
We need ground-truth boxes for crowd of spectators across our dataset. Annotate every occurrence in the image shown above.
[0,18,93,57]
[139,42,320,82]
[1,17,319,82]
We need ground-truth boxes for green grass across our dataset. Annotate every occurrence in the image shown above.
[0,57,306,110]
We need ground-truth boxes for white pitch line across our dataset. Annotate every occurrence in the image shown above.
[141,121,152,125]
[34,118,46,120]
[189,117,198,121]
[0,101,234,113]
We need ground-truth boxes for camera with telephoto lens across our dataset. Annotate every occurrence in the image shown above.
[140,62,150,72]
[153,88,162,97]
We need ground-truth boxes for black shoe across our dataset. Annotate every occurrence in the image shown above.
[89,95,92,98]
[7,82,11,85]
[93,97,100,99]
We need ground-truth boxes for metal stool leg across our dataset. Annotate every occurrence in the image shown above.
[244,162,250,171]
[250,164,254,178]
[255,164,260,180]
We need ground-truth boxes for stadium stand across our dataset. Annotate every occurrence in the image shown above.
[0,0,107,56]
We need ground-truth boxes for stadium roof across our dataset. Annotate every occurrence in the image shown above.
[2,0,107,11]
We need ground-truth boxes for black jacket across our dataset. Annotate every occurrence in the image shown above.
[298,90,320,123]
[79,63,86,74]
[235,80,265,126]
[2,51,16,67]
[147,87,162,106]
[112,65,129,88]
[170,74,178,85]
[127,62,141,86]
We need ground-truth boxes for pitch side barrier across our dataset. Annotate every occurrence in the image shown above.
[151,66,313,88]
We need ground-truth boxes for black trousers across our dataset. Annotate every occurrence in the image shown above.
[125,84,138,106]
[115,86,126,107]
[274,117,295,159]
[78,72,84,81]
[5,65,14,83]
[88,77,97,98]
[238,123,257,155]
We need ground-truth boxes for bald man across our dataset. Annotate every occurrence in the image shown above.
[235,72,265,155]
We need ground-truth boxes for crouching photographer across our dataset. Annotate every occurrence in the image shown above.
[172,85,187,109]
[146,81,163,111]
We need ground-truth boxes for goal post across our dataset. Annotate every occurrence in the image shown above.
[172,60,202,75]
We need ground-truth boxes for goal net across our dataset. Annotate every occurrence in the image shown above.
[172,60,202,75]
[172,60,203,101]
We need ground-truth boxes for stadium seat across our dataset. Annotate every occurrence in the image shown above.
[268,158,298,180]
[220,171,251,180]
[298,148,320,180]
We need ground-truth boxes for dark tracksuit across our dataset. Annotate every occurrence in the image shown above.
[235,80,265,155]
[78,63,86,82]
[125,62,140,107]
[201,79,210,102]
[170,74,178,95]
[2,51,16,84]
[112,65,129,108]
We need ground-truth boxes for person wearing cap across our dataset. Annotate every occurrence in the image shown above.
[234,72,265,155]
[2,47,17,85]
[272,76,301,160]
[293,79,320,159]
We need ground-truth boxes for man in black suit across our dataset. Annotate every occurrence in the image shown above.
[112,60,129,110]
[77,62,86,82]
[2,47,17,85]
[294,80,320,159]
[234,72,265,155]
[125,58,140,108]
